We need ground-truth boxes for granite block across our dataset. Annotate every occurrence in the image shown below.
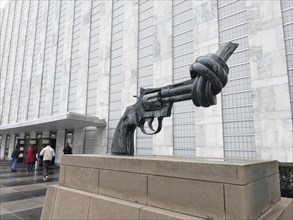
[99,169,147,204]
[64,165,99,193]
[88,194,142,220]
[40,185,57,220]
[148,175,225,219]
[52,187,91,220]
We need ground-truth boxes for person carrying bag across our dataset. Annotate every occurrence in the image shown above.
[11,145,21,172]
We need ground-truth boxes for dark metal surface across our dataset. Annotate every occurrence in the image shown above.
[111,42,239,156]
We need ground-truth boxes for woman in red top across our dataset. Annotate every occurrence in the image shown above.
[26,145,37,172]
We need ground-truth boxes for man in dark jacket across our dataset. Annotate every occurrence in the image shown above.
[11,145,21,172]
[63,143,72,154]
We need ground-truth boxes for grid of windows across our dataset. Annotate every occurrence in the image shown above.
[281,0,293,119]
[1,1,17,124]
[218,0,256,158]
[52,1,67,115]
[84,0,102,153]
[27,1,43,120]
[17,1,33,122]
[68,1,82,112]
[172,0,196,156]
[107,0,124,153]
[39,1,55,117]
[136,0,154,155]
[8,2,24,124]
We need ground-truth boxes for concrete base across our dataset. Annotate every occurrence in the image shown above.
[41,155,293,220]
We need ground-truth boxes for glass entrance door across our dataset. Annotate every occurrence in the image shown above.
[17,137,25,163]
[65,130,74,153]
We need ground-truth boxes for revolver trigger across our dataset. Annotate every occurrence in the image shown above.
[139,117,164,135]
[147,118,155,131]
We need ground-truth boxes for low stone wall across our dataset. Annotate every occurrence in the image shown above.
[41,155,292,220]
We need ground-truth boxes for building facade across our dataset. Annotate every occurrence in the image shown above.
[0,0,292,163]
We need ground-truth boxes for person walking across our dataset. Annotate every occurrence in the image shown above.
[39,145,55,181]
[11,145,21,172]
[63,143,72,154]
[26,144,37,172]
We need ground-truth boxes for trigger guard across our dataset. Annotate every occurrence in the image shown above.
[140,118,163,135]
[140,126,156,135]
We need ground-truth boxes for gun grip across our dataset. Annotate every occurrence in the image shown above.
[111,106,137,155]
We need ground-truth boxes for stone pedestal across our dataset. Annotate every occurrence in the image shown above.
[41,155,292,220]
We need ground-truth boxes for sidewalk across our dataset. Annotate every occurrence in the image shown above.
[0,160,59,220]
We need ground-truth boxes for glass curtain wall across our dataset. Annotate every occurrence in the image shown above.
[172,0,196,156]
[281,0,293,119]
[218,0,256,158]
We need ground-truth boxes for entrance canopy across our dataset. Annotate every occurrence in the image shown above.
[0,112,106,134]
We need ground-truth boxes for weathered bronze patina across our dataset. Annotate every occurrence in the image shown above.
[111,42,238,155]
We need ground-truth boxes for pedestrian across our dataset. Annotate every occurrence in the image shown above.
[11,145,21,172]
[39,145,55,181]
[63,143,72,154]
[26,144,37,172]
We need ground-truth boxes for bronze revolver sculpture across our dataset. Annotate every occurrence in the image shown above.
[111,42,238,155]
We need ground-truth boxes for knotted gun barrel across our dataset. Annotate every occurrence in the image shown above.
[111,41,238,155]
[157,41,238,107]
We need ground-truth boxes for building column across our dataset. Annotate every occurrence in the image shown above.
[73,128,85,154]
[46,0,61,116]
[192,1,224,158]
[247,1,293,162]
[60,1,75,113]
[121,0,139,108]
[95,1,112,154]
[55,129,65,164]
[34,1,49,118]
[151,0,173,155]
[0,134,6,160]
[95,127,107,154]
[22,2,38,122]
[76,1,91,114]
